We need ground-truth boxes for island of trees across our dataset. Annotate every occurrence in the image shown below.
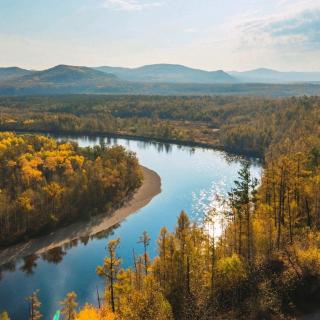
[0,132,143,246]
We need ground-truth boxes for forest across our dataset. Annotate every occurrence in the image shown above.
[0,95,319,157]
[0,94,320,319]
[0,133,143,246]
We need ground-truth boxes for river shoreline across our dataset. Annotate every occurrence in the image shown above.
[0,166,161,266]
[0,128,263,158]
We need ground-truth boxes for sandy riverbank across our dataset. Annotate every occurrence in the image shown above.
[0,166,161,266]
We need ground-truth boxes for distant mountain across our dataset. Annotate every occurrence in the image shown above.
[0,67,34,81]
[0,65,119,94]
[96,64,236,84]
[1,64,320,96]
[17,64,117,83]
[230,68,320,83]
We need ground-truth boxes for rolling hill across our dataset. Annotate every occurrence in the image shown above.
[0,67,34,81]
[229,68,320,83]
[96,64,236,84]
[0,64,320,96]
[12,64,117,84]
[0,65,120,95]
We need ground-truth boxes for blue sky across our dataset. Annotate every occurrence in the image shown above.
[0,0,320,71]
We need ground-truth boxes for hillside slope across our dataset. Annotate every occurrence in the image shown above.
[0,65,120,94]
[230,68,320,83]
[0,67,34,81]
[96,63,236,83]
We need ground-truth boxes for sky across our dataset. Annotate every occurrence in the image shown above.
[0,0,320,71]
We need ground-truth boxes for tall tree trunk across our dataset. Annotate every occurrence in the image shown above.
[110,256,115,312]
[239,214,242,256]
[246,203,251,264]
[288,192,293,244]
[305,198,312,228]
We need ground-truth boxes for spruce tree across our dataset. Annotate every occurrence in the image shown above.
[26,290,42,320]
[60,292,78,320]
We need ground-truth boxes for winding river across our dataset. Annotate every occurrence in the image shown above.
[0,135,261,319]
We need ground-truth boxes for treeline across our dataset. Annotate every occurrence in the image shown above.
[1,95,319,156]
[220,96,320,156]
[0,133,143,246]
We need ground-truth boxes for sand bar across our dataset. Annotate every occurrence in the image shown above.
[0,166,161,266]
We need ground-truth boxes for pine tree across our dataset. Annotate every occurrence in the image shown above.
[229,162,257,263]
[97,238,121,313]
[138,231,151,276]
[60,291,78,320]
[26,290,42,320]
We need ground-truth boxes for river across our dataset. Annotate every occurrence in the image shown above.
[0,135,262,319]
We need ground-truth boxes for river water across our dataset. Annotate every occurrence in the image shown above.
[0,135,261,319]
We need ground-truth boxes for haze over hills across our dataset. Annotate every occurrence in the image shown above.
[1,64,320,96]
[95,64,236,84]
[96,64,320,84]
[11,65,117,83]
[0,65,120,95]
[229,68,320,83]
[0,67,35,81]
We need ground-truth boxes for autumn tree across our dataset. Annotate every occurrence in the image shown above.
[97,238,121,313]
[26,290,42,320]
[0,312,10,320]
[229,162,258,263]
[138,231,151,276]
[60,291,78,320]
[0,133,143,246]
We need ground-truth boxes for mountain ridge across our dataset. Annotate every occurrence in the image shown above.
[95,64,236,84]
[0,67,35,81]
[15,64,117,83]
[0,65,119,94]
[1,64,320,96]
[229,68,320,83]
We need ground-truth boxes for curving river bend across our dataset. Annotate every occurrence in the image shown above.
[0,135,262,319]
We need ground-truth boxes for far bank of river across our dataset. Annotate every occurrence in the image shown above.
[0,127,263,158]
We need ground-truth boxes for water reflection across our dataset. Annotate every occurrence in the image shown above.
[41,247,66,265]
[54,133,263,164]
[65,135,262,166]
[29,131,262,166]
[0,223,119,278]
[0,261,16,281]
[20,254,38,275]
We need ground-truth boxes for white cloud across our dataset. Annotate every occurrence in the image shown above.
[103,0,163,11]
[276,0,320,15]
[229,0,320,54]
[172,0,320,71]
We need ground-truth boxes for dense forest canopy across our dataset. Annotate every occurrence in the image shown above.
[0,132,143,246]
[0,95,319,157]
